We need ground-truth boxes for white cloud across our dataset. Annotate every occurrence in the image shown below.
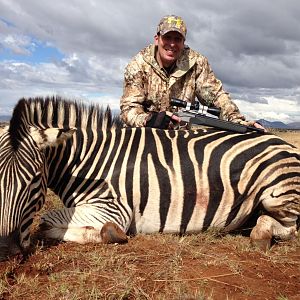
[1,34,35,55]
[235,97,300,123]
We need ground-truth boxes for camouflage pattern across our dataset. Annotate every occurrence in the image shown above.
[157,15,187,38]
[120,44,247,127]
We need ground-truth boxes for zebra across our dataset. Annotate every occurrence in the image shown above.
[0,96,299,261]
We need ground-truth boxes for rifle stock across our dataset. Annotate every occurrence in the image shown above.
[189,116,264,133]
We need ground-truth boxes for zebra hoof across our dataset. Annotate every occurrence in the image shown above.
[250,228,272,251]
[100,222,128,244]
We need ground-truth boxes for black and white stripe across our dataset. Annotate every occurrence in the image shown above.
[0,96,299,260]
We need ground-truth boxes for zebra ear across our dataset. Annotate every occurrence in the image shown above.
[30,127,76,149]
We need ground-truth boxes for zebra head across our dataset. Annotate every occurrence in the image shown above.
[0,99,75,261]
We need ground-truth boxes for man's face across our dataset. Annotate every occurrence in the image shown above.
[155,31,184,68]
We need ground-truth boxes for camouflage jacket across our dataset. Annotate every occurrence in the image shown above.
[120,44,246,127]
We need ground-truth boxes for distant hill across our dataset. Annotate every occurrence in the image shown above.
[257,119,289,129]
[257,119,300,130]
[0,115,11,122]
[287,122,300,129]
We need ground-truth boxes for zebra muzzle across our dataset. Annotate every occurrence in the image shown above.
[0,230,23,262]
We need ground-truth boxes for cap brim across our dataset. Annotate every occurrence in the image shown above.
[160,28,185,38]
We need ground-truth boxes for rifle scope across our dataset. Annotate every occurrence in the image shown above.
[170,98,221,118]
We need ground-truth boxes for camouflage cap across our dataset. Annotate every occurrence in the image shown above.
[156,15,187,39]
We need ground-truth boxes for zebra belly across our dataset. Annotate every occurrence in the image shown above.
[131,192,234,234]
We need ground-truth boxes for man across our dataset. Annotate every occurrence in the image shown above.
[120,15,264,130]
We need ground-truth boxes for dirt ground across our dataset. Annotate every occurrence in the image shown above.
[0,130,299,300]
[1,231,300,300]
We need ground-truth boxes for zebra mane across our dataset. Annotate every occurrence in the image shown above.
[8,96,122,149]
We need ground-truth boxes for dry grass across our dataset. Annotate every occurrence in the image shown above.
[1,231,299,299]
[270,129,300,149]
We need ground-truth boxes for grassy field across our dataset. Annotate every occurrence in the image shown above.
[271,130,300,149]
[0,130,299,300]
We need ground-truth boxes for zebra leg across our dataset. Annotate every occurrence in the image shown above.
[250,196,299,251]
[39,203,130,244]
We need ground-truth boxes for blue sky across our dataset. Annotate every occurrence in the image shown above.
[0,40,64,64]
[0,0,299,123]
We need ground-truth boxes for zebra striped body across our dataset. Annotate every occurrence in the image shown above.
[0,97,299,260]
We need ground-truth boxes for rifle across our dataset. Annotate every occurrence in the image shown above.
[170,98,265,134]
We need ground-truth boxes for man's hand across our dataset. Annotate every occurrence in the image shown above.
[239,120,267,132]
[145,111,180,129]
[253,122,267,132]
